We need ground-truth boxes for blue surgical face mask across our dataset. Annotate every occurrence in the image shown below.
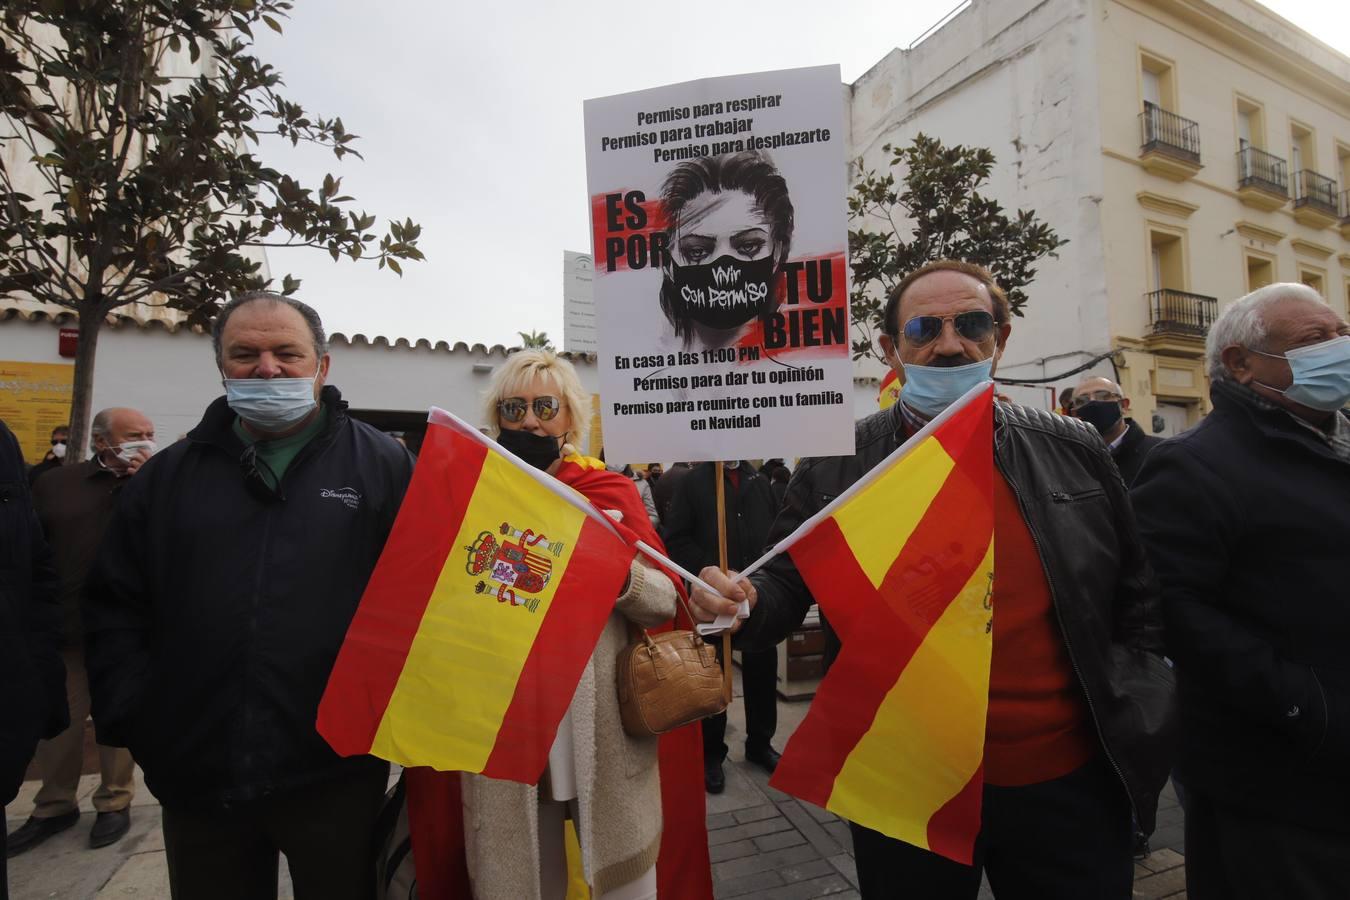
[899,358,995,418]
[224,376,318,432]
[1252,335,1350,412]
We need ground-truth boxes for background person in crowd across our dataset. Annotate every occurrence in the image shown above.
[83,292,415,900]
[455,350,679,899]
[688,260,1174,899]
[7,408,156,857]
[652,461,692,527]
[0,418,67,897]
[26,425,69,486]
[1053,387,1074,416]
[1069,376,1163,486]
[1132,283,1350,900]
[663,459,782,793]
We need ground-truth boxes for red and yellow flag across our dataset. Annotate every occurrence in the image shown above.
[753,382,995,863]
[317,409,634,782]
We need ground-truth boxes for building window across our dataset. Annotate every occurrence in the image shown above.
[1236,96,1265,151]
[1290,121,1316,176]
[1140,51,1177,111]
[1244,251,1276,292]
[1150,229,1186,292]
[1300,266,1326,299]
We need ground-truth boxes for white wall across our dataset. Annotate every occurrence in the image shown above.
[848,0,1110,410]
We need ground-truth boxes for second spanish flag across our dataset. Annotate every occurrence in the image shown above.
[317,409,634,782]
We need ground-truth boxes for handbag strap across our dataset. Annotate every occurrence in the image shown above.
[624,565,735,704]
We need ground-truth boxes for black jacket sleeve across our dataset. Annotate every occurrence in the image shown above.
[83,463,156,748]
[734,459,818,653]
[1092,440,1165,656]
[660,468,707,577]
[1132,439,1323,747]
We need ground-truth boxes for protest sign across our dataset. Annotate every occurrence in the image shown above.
[584,65,854,462]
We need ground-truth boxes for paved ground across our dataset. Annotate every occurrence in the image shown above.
[6,676,1188,899]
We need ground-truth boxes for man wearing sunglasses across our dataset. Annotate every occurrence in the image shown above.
[689,259,1173,899]
[1069,376,1163,486]
[81,292,415,900]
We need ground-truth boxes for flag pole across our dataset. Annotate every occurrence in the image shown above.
[715,461,733,702]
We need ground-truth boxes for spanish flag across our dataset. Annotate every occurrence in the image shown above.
[746,381,995,863]
[317,408,635,782]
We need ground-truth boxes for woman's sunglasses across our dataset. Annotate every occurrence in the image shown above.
[900,310,997,347]
[498,396,561,423]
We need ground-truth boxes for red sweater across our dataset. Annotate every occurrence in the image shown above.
[984,474,1097,786]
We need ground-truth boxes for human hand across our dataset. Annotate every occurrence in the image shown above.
[688,566,756,633]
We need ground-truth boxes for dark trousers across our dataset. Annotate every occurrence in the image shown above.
[703,645,778,763]
[162,764,388,900]
[851,759,1132,900]
[1184,788,1350,900]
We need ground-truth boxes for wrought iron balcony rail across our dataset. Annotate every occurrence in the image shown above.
[1140,102,1201,163]
[1236,146,1288,196]
[1147,289,1217,337]
[1294,169,1339,217]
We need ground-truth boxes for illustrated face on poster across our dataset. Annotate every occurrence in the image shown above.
[584,65,855,462]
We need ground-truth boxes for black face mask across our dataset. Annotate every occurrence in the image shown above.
[496,428,563,471]
[1076,400,1123,436]
[661,254,776,330]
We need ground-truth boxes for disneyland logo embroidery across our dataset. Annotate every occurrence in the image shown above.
[320,487,362,510]
[465,521,566,613]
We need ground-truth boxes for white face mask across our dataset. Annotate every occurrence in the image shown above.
[224,376,318,432]
[115,440,158,463]
[50,442,67,459]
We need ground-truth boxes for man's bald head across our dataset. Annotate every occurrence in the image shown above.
[91,407,155,453]
[1073,376,1124,401]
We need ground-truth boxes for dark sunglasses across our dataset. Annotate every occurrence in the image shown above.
[900,310,997,347]
[498,396,561,424]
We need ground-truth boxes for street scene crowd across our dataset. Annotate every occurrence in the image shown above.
[2,262,1348,900]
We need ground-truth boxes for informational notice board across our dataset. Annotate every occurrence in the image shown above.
[0,361,74,464]
[584,65,855,463]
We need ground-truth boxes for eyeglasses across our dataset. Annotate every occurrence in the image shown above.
[900,310,997,347]
[1070,391,1123,410]
[239,443,281,499]
[498,396,561,423]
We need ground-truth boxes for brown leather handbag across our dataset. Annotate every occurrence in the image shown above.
[616,592,731,738]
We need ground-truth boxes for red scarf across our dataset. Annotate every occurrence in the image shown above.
[405,456,713,899]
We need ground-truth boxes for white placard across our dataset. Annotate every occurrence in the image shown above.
[583,65,855,462]
[563,251,597,355]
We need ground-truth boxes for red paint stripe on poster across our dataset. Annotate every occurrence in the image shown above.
[317,424,487,755]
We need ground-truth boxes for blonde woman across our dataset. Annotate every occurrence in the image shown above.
[465,350,678,900]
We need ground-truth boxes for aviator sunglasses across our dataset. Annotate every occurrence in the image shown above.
[498,396,561,423]
[900,310,997,347]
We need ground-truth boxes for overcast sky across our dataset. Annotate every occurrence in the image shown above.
[250,1,1349,350]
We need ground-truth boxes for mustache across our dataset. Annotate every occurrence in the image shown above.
[925,355,984,368]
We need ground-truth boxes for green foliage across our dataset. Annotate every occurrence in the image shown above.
[848,133,1067,362]
[517,330,553,350]
[0,0,422,457]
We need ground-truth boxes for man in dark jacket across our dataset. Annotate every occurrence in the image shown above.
[26,424,69,487]
[8,407,154,857]
[1133,283,1350,900]
[84,292,414,900]
[663,460,781,793]
[652,461,692,526]
[1069,376,1163,486]
[1,419,67,892]
[690,260,1174,899]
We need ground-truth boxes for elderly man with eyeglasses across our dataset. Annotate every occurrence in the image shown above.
[1068,376,1164,486]
[81,292,415,900]
[688,259,1175,900]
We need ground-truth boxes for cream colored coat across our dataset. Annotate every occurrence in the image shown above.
[462,560,677,899]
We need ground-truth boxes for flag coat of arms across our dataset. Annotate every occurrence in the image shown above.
[317,408,635,782]
[747,381,996,863]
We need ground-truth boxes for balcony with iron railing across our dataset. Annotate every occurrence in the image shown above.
[1147,288,1217,339]
[1292,169,1340,228]
[1139,102,1201,179]
[1235,146,1289,211]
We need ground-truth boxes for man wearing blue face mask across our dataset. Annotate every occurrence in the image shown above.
[689,259,1174,899]
[685,260,1171,900]
[1132,283,1350,900]
[82,291,415,900]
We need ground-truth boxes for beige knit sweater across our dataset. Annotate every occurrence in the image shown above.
[462,560,677,899]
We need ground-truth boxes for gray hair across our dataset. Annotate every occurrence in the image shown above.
[90,409,114,441]
[211,290,328,366]
[1206,283,1325,383]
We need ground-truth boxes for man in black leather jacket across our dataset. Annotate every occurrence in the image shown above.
[691,260,1174,899]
